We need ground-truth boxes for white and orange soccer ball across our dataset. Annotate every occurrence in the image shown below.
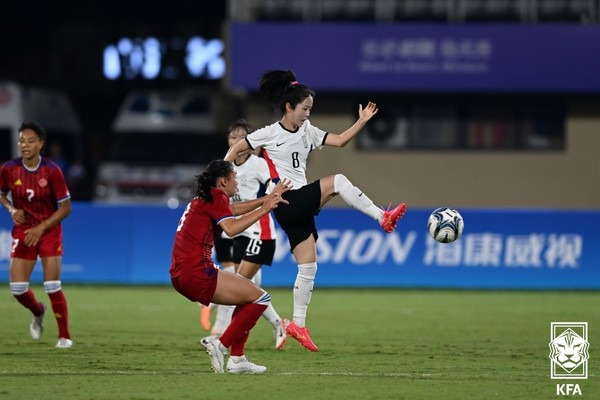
[427,207,464,243]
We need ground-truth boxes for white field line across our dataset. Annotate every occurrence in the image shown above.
[0,370,437,377]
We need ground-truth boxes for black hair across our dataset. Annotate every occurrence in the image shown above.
[258,70,315,114]
[228,118,251,135]
[195,160,234,201]
[19,122,47,143]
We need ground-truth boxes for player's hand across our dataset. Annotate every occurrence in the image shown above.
[270,179,291,198]
[264,179,291,209]
[264,192,287,210]
[11,208,25,225]
[23,225,45,247]
[358,102,378,123]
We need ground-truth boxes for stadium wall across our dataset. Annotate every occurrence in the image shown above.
[0,204,597,289]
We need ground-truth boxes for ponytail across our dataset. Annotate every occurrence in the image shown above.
[195,160,234,201]
[258,69,315,114]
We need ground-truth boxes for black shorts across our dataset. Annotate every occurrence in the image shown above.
[213,235,233,263]
[272,180,321,252]
[232,236,275,266]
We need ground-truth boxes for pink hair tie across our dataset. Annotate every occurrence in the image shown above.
[290,81,299,86]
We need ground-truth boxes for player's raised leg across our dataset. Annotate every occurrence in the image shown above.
[321,174,406,233]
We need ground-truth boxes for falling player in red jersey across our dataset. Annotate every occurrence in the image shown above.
[170,160,290,374]
[225,70,406,352]
[200,119,289,350]
[0,122,73,349]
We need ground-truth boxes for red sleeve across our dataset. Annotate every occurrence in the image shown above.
[50,164,71,202]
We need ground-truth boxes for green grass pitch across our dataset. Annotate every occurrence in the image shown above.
[1,286,598,399]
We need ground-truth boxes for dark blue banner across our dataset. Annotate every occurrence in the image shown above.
[1,204,598,289]
[230,23,600,92]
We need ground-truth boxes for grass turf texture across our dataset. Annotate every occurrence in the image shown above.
[1,286,598,399]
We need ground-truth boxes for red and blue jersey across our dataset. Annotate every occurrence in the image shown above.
[170,188,234,278]
[0,157,70,227]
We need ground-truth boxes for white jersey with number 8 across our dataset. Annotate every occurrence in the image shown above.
[246,120,328,189]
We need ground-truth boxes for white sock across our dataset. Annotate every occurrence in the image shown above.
[251,269,262,287]
[262,303,282,327]
[212,265,235,335]
[334,174,383,222]
[293,262,317,328]
[212,305,234,335]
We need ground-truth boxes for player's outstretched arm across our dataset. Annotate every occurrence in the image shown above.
[224,139,251,163]
[220,188,288,237]
[324,102,378,148]
[230,179,291,216]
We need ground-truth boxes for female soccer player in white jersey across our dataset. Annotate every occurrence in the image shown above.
[224,70,406,352]
[201,119,288,350]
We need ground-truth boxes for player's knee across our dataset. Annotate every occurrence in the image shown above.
[43,280,62,294]
[254,290,271,306]
[298,262,317,280]
[333,174,351,193]
[10,282,29,296]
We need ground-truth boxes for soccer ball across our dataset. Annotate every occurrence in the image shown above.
[427,207,464,243]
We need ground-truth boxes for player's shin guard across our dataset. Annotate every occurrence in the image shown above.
[334,174,382,221]
[11,282,44,316]
[220,292,269,356]
[44,281,71,340]
[293,262,317,328]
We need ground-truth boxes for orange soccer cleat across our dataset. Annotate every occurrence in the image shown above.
[286,321,318,352]
[380,203,407,233]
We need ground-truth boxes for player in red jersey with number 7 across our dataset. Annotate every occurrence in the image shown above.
[0,122,73,349]
[225,70,406,352]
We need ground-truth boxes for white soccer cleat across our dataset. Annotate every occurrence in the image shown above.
[55,338,73,349]
[226,356,267,374]
[29,303,46,340]
[199,334,220,348]
[204,336,227,373]
[274,318,288,350]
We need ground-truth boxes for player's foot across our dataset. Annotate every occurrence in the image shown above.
[55,338,73,349]
[204,336,227,373]
[226,356,267,374]
[29,302,46,340]
[274,318,289,350]
[200,305,211,331]
[380,203,407,233]
[286,321,318,352]
[199,334,220,348]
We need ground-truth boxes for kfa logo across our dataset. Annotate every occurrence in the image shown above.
[549,322,589,396]
[549,322,589,379]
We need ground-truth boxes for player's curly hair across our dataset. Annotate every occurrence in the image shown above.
[258,70,315,115]
[195,160,234,201]
[19,122,47,152]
